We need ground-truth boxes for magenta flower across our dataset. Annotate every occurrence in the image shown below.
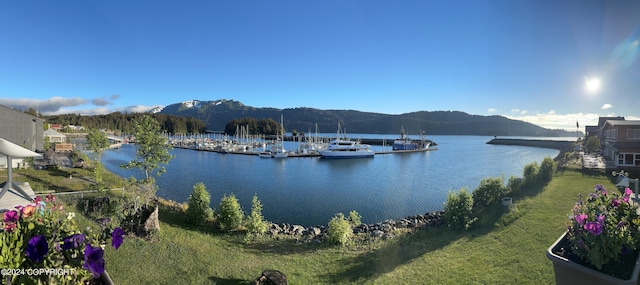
[584,222,603,236]
[83,244,105,278]
[612,198,621,207]
[111,228,124,249]
[3,210,19,223]
[623,188,633,203]
[26,235,49,263]
[575,213,588,226]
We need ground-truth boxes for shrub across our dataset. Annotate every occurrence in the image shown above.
[244,194,268,235]
[218,193,244,232]
[585,136,601,153]
[472,176,507,206]
[537,157,556,183]
[347,210,362,227]
[522,162,539,186]
[327,213,353,245]
[185,182,213,225]
[507,175,522,193]
[444,188,476,230]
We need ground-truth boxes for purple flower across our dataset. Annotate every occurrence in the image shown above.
[612,198,621,207]
[61,234,86,250]
[575,213,588,226]
[3,210,19,223]
[95,218,111,226]
[597,214,605,225]
[617,221,625,229]
[584,222,603,236]
[83,244,105,278]
[26,235,49,263]
[595,184,605,192]
[111,228,124,249]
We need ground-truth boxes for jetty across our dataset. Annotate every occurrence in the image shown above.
[486,138,574,152]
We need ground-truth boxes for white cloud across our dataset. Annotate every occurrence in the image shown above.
[0,97,88,114]
[488,108,497,113]
[511,109,528,115]
[505,111,601,131]
[601,104,614,110]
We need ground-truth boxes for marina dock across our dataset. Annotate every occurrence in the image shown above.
[169,135,438,157]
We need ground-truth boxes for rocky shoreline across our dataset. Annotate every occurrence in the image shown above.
[267,211,445,243]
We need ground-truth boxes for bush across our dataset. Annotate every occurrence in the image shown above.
[444,188,476,230]
[537,157,556,183]
[185,183,213,225]
[327,213,353,245]
[585,136,601,153]
[218,193,244,232]
[472,176,507,206]
[347,210,362,227]
[522,162,539,186]
[507,175,522,193]
[244,194,268,235]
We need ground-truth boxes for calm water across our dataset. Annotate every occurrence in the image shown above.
[101,135,563,226]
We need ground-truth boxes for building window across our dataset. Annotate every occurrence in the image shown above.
[606,129,617,140]
[617,153,640,167]
[627,129,640,140]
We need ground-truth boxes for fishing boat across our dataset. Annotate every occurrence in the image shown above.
[318,124,374,159]
[392,127,432,151]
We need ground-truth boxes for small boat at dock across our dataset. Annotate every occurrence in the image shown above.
[392,127,432,151]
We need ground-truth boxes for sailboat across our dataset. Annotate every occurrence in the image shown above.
[259,114,288,158]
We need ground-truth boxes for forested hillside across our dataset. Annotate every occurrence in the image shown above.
[44,112,207,134]
[158,99,578,137]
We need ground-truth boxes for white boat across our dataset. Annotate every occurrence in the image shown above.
[259,115,288,158]
[318,124,374,159]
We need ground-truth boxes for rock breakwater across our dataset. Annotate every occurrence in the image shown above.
[267,211,445,243]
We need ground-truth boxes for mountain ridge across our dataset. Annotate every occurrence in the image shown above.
[156,99,579,137]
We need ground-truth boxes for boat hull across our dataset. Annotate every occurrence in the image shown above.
[318,150,374,159]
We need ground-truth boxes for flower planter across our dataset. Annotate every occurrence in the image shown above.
[501,197,512,206]
[546,231,640,285]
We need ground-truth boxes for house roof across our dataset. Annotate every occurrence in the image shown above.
[605,120,640,127]
[598,116,625,127]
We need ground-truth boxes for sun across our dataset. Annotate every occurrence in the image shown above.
[585,77,601,93]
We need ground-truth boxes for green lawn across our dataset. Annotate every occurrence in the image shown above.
[103,170,617,284]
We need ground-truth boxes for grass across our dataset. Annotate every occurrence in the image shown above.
[2,167,124,193]
[99,169,617,284]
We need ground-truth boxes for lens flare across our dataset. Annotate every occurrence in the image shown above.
[584,77,600,93]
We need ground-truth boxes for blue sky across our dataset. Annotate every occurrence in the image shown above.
[1,0,638,131]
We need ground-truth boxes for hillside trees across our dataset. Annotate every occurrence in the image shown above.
[224,117,281,135]
[44,113,207,134]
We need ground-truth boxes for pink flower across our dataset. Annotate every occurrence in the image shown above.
[575,213,588,226]
[612,198,621,207]
[584,222,603,236]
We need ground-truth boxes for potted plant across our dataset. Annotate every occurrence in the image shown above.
[546,184,640,285]
[1,194,124,284]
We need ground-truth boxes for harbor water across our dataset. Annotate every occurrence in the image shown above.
[101,135,564,226]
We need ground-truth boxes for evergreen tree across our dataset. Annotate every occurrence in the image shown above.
[185,183,213,225]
